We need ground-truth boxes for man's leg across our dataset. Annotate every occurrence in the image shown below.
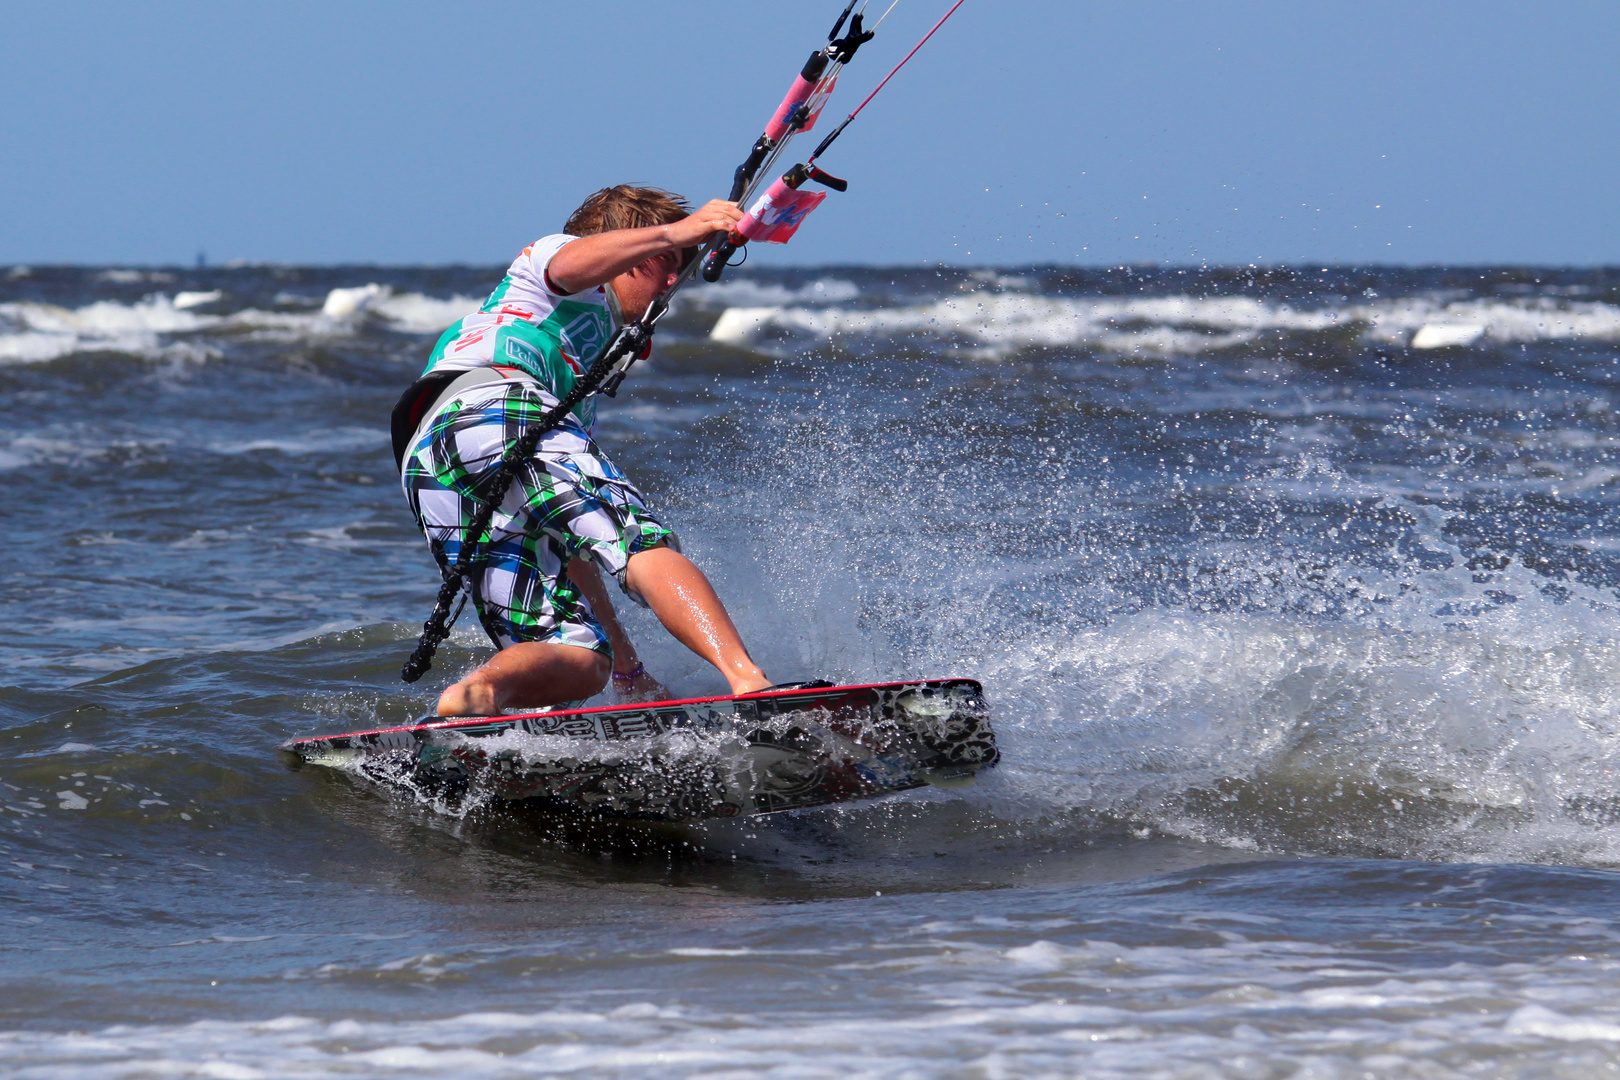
[567,558,670,702]
[624,545,771,695]
[436,642,609,716]
[409,381,626,717]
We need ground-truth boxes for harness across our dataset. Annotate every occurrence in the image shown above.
[390,365,538,472]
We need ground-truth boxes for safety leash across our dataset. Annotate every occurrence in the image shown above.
[401,0,964,683]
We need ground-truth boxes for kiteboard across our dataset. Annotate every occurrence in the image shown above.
[281,679,998,823]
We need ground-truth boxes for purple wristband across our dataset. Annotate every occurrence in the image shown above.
[611,661,646,684]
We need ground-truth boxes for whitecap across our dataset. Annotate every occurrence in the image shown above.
[315,284,477,334]
[707,292,1620,355]
[93,268,174,284]
[370,291,482,334]
[173,290,224,310]
[0,295,215,364]
[685,277,860,309]
[1504,1004,1620,1042]
[320,283,390,318]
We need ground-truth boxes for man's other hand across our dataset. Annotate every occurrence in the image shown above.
[664,200,744,247]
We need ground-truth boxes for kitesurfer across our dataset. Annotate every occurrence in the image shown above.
[399,186,771,716]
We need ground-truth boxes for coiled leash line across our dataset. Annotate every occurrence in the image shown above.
[400,0,963,682]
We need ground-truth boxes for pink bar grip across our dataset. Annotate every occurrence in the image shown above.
[737,177,827,245]
[737,177,792,240]
[763,74,836,142]
[764,74,817,142]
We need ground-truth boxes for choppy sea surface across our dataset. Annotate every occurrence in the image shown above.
[5,261,1620,1077]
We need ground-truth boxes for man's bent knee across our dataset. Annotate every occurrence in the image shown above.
[436,643,610,716]
[576,648,612,695]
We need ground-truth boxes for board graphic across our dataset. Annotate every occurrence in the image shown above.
[281,679,998,822]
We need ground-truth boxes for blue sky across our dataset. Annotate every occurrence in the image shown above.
[2,1,1615,267]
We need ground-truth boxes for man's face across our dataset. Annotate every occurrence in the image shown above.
[610,252,681,321]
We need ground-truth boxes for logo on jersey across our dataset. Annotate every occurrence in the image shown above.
[558,311,608,365]
[504,336,543,370]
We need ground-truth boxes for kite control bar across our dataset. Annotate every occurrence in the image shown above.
[703,0,966,283]
[700,3,881,281]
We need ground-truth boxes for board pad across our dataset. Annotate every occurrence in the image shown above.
[282,679,997,822]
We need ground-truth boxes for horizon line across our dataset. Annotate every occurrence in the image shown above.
[6,260,1619,274]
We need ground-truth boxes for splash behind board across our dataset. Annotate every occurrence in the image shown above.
[281,679,998,822]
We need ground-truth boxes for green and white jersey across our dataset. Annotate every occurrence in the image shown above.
[422,234,621,431]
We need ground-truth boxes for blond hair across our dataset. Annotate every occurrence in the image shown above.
[564,186,696,271]
[564,185,690,236]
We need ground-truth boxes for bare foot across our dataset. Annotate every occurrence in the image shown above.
[731,674,774,695]
[625,547,770,697]
[612,668,672,703]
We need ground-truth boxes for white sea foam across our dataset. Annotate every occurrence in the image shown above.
[207,426,387,456]
[172,289,224,310]
[944,500,1620,865]
[684,276,860,309]
[708,375,1620,868]
[320,283,390,318]
[0,287,479,363]
[0,296,213,363]
[1411,322,1484,349]
[316,283,477,333]
[969,269,1038,289]
[0,332,90,365]
[1504,1004,1620,1042]
[92,269,174,284]
[292,521,414,553]
[0,434,160,472]
[7,284,1612,366]
[709,291,1620,354]
[369,290,480,334]
[7,939,1620,1080]
[0,424,387,475]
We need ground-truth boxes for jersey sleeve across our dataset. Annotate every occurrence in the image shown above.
[516,233,579,298]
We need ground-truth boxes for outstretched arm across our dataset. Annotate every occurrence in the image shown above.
[547,200,744,294]
[567,557,670,702]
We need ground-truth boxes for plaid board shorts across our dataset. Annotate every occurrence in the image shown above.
[401,373,677,655]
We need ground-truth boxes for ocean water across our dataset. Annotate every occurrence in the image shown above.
[4,261,1620,1077]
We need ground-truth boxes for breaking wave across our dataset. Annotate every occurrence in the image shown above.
[709,291,1620,354]
[0,284,481,365]
[7,271,1616,371]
